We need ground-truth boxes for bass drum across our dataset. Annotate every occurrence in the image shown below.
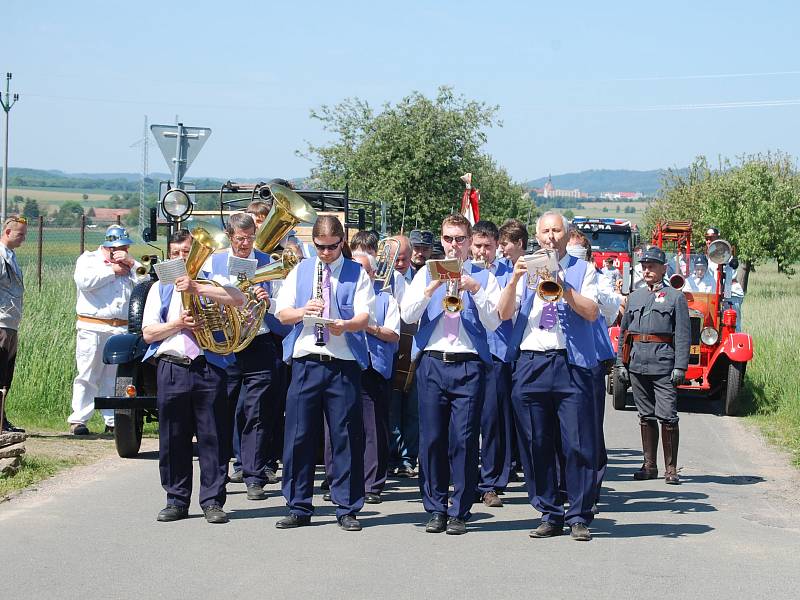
[393,320,417,393]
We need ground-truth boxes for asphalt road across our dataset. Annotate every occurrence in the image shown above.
[2,397,799,600]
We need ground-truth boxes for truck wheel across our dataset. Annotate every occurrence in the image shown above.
[612,367,628,410]
[724,362,746,416]
[114,408,144,458]
[127,279,155,334]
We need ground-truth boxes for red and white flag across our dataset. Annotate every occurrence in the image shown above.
[460,172,480,225]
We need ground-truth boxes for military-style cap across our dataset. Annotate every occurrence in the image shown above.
[639,246,666,264]
[431,240,445,258]
[409,229,434,247]
[693,255,709,267]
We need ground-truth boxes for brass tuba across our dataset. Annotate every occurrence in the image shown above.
[230,183,318,352]
[183,224,242,354]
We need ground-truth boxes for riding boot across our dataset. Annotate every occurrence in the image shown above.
[661,421,680,485]
[633,419,659,480]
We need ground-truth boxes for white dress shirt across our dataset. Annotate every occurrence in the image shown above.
[141,281,203,359]
[373,292,401,334]
[391,270,408,305]
[400,265,501,354]
[597,270,623,326]
[274,254,374,360]
[74,248,142,332]
[511,254,599,352]
[686,271,716,293]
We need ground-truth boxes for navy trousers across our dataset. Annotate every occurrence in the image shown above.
[157,358,228,508]
[511,351,596,526]
[478,358,513,495]
[265,333,288,471]
[282,357,364,519]
[226,334,277,487]
[592,363,608,502]
[324,367,391,495]
[389,384,419,471]
[416,354,485,520]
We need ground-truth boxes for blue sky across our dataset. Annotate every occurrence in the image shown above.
[3,0,799,182]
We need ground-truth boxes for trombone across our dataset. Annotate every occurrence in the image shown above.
[375,236,401,292]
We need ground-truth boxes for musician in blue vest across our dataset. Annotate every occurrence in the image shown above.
[274,215,374,532]
[497,211,600,542]
[201,212,289,500]
[141,230,246,524]
[400,214,501,535]
[469,220,514,509]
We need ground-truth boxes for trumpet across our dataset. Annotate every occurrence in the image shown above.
[442,249,464,314]
[314,260,326,346]
[524,249,563,303]
[375,237,401,292]
[135,254,157,277]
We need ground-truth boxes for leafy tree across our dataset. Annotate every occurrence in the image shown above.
[82,193,89,200]
[645,153,800,289]
[300,86,527,232]
[22,198,40,219]
[563,208,575,219]
[54,201,84,227]
[86,207,96,217]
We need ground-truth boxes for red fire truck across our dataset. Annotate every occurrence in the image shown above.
[571,217,639,270]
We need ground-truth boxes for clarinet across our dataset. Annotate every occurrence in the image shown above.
[314,260,326,346]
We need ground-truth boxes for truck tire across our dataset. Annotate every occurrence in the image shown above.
[127,279,155,334]
[724,362,746,417]
[114,408,144,458]
[612,367,628,410]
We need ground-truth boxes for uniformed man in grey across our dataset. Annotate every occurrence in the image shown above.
[616,246,690,485]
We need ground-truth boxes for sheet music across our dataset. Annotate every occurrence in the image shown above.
[303,315,336,327]
[228,255,257,280]
[427,258,461,281]
[153,258,188,284]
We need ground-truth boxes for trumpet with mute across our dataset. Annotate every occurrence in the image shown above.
[442,249,464,314]
[524,249,563,303]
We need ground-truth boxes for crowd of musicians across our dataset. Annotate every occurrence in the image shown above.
[133,201,699,541]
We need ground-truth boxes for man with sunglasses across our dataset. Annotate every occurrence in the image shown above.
[400,214,501,535]
[68,224,142,435]
[616,246,690,486]
[274,215,374,531]
[0,216,27,432]
[201,212,288,500]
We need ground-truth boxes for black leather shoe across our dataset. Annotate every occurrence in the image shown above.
[246,484,267,501]
[264,467,279,485]
[425,512,447,533]
[446,517,467,535]
[275,514,311,529]
[365,493,382,504]
[104,425,114,434]
[338,514,362,531]
[2,418,25,433]
[228,470,244,484]
[529,521,564,538]
[322,492,332,502]
[202,504,229,524]
[156,505,188,522]
[570,523,592,541]
[69,423,90,436]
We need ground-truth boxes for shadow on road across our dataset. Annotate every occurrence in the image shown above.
[591,519,714,538]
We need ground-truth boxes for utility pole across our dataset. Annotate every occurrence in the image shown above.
[1,73,20,223]
[139,115,149,236]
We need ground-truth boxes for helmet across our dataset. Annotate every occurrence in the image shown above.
[102,224,134,248]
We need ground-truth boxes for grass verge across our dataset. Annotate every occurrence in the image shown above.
[0,454,83,500]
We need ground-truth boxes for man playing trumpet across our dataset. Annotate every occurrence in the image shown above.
[400,214,501,535]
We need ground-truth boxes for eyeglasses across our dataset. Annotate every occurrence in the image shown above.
[314,239,342,252]
[232,234,256,243]
[442,235,468,244]
[4,216,27,227]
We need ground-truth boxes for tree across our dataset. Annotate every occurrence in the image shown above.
[82,193,89,200]
[300,86,527,232]
[54,201,84,227]
[645,153,800,289]
[22,198,40,219]
[87,207,96,217]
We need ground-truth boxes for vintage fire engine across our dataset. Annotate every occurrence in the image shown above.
[609,220,753,416]
[571,217,639,270]
[94,181,376,457]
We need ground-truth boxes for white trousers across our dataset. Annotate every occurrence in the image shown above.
[68,328,117,426]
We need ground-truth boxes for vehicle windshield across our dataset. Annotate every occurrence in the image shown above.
[583,230,631,253]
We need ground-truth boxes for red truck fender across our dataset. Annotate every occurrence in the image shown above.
[711,332,754,365]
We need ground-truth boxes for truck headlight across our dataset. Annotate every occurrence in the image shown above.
[161,189,191,218]
[700,327,719,346]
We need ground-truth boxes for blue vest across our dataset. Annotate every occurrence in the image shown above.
[142,283,232,368]
[411,265,493,364]
[469,260,514,363]
[367,285,398,380]
[205,250,291,337]
[281,257,370,369]
[508,255,598,369]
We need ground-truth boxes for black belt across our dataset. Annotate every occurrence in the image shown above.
[424,350,480,363]
[299,353,355,364]
[158,354,205,367]
[520,349,568,359]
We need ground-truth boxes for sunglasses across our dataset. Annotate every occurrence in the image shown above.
[442,235,468,244]
[4,216,27,227]
[313,238,342,252]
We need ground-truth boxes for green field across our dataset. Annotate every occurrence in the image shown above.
[571,200,650,226]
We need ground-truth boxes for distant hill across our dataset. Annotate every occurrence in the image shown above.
[525,168,688,196]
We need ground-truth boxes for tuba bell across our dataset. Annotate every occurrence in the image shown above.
[183,224,242,354]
